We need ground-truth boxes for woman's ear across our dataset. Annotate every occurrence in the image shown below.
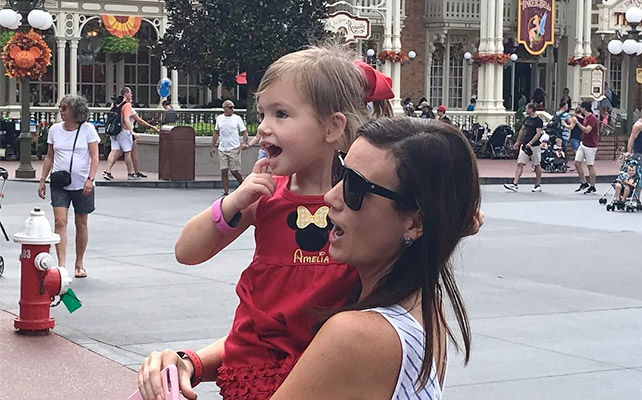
[325,112,348,145]
[405,211,423,242]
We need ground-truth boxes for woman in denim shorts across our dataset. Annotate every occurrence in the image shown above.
[38,95,100,278]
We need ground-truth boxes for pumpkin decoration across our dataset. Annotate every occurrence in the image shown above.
[1,29,51,79]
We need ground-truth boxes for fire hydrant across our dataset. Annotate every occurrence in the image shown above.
[13,207,71,334]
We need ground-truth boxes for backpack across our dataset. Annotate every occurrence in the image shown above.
[105,101,125,136]
[546,113,563,137]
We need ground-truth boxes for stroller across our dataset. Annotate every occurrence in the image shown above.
[0,167,8,276]
[598,158,642,212]
[540,144,568,173]
[483,124,514,159]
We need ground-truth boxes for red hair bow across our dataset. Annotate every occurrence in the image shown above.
[354,60,394,102]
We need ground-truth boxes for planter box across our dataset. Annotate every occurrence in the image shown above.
[136,133,259,178]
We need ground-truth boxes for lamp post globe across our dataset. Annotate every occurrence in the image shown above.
[510,53,518,62]
[366,48,375,57]
[625,6,642,24]
[608,39,623,55]
[623,38,639,55]
[463,51,472,60]
[408,50,416,59]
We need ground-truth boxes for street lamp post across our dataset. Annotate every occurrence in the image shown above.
[0,0,53,178]
[607,6,642,136]
[509,53,518,111]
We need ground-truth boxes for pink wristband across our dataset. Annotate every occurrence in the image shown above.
[211,197,241,233]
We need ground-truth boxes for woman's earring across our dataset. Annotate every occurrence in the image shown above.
[401,236,414,248]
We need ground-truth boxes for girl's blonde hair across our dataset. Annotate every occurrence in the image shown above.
[256,46,370,150]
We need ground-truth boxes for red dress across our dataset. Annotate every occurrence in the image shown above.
[216,176,360,399]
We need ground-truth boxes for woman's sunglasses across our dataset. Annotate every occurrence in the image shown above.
[331,151,416,211]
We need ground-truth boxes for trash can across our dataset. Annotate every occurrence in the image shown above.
[158,125,195,181]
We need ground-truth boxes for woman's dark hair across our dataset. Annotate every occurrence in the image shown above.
[532,87,545,105]
[342,117,479,389]
[415,97,428,110]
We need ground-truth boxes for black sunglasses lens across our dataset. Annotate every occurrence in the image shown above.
[331,153,344,187]
[343,169,365,211]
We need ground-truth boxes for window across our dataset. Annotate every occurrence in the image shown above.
[28,36,56,106]
[430,60,444,106]
[448,55,463,108]
[78,35,106,106]
[123,22,161,108]
[178,72,204,107]
[609,55,622,99]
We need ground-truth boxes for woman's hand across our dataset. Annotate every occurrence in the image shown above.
[137,349,197,400]
[82,179,93,197]
[38,181,46,199]
[224,158,275,213]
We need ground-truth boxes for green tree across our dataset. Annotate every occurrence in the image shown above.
[156,0,331,121]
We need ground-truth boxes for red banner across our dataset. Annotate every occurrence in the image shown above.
[518,0,555,56]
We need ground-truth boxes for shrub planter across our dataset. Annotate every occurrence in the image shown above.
[136,133,259,178]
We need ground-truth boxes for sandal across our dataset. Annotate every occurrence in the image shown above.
[74,267,87,278]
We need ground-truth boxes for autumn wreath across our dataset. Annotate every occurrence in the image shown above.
[567,56,597,67]
[378,50,409,63]
[1,29,51,79]
[472,53,511,65]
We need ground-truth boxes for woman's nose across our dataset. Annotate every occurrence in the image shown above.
[324,180,344,211]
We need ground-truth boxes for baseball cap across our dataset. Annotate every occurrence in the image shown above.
[437,105,446,112]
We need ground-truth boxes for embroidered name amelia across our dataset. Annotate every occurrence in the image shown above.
[293,249,330,264]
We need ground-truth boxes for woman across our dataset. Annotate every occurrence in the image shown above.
[271,117,479,399]
[38,95,99,278]
[531,87,545,110]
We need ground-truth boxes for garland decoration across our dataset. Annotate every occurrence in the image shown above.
[472,53,511,65]
[101,35,139,60]
[1,29,51,79]
[567,55,597,67]
[378,50,409,63]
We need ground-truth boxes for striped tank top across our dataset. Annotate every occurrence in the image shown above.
[366,304,445,400]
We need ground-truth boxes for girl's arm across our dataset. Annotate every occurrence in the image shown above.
[271,311,402,400]
[175,158,276,265]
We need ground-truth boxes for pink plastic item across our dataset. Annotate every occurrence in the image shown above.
[128,364,180,400]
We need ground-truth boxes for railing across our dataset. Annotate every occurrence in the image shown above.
[411,110,516,131]
[329,0,405,22]
[0,106,249,136]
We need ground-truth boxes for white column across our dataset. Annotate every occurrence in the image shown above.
[424,42,434,103]
[171,69,180,109]
[443,37,451,106]
[69,39,79,96]
[56,39,66,104]
[583,0,592,56]
[117,59,125,92]
[381,0,393,78]
[477,0,493,111]
[391,0,403,114]
[106,56,114,103]
[494,0,505,110]
[573,0,584,57]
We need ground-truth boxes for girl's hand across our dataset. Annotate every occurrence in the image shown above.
[137,349,198,400]
[225,158,275,213]
[38,181,46,199]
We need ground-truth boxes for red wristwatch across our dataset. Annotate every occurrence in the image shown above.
[177,350,203,387]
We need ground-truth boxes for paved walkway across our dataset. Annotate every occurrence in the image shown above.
[1,158,623,188]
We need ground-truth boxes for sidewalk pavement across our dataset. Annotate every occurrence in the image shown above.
[0,310,137,399]
[0,158,623,188]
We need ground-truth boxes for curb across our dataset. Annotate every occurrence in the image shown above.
[10,177,618,188]
[480,175,618,185]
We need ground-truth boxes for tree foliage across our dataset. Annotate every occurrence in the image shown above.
[156,0,331,117]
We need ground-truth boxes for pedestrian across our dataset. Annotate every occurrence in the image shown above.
[466,95,476,111]
[561,87,572,106]
[551,99,571,148]
[418,101,434,119]
[162,100,177,124]
[568,107,583,152]
[531,87,545,110]
[402,97,415,116]
[38,95,99,279]
[436,104,451,124]
[504,102,544,192]
[269,117,478,398]
[103,87,158,180]
[247,131,267,160]
[573,101,599,194]
[415,97,428,112]
[625,117,642,198]
[210,100,249,195]
[136,46,393,400]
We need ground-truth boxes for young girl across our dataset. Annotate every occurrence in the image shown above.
[137,46,394,400]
